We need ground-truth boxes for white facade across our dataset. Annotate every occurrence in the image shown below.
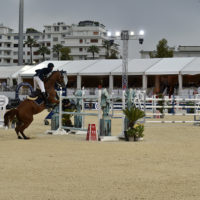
[0,21,119,66]
[140,46,200,58]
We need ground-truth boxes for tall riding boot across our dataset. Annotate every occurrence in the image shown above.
[41,92,51,108]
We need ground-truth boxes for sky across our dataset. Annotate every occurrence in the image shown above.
[1,0,200,58]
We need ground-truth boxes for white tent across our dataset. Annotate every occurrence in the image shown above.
[18,58,200,93]
[20,58,200,77]
[145,57,195,75]
[20,61,69,77]
[181,57,200,75]
[0,66,23,79]
[111,58,161,75]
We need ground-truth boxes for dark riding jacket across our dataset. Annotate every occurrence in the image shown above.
[35,67,52,81]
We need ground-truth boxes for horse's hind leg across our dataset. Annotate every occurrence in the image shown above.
[15,121,23,139]
[18,119,33,140]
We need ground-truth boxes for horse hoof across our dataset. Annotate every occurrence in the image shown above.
[18,136,23,139]
[24,137,30,140]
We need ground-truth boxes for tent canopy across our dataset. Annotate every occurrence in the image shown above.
[5,57,200,78]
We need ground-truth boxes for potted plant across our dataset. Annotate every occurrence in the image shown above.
[186,101,194,113]
[123,106,145,141]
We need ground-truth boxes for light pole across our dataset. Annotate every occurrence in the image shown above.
[107,30,144,90]
[18,0,24,66]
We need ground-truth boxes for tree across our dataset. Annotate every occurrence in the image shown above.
[108,49,119,59]
[52,44,63,60]
[60,47,73,60]
[150,39,174,94]
[87,45,99,59]
[24,36,37,65]
[150,38,173,58]
[36,45,50,61]
[26,28,40,34]
[103,40,113,58]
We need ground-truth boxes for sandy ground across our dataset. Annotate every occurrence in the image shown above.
[1,110,200,200]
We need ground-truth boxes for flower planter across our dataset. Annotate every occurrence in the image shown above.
[128,136,135,141]
[127,136,144,142]
[134,137,144,141]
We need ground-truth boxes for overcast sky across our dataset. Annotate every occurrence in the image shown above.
[1,0,200,58]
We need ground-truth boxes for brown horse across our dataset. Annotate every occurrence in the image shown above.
[4,71,66,139]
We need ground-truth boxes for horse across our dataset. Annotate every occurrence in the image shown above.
[4,70,66,140]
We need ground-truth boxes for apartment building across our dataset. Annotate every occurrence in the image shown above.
[0,21,119,66]
[140,46,200,58]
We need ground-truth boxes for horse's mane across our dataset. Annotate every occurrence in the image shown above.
[46,71,60,81]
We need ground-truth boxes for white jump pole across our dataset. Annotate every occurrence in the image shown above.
[98,89,101,137]
[53,89,68,135]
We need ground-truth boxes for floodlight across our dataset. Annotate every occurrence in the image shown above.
[130,31,135,36]
[115,31,121,37]
[107,31,112,37]
[139,30,144,36]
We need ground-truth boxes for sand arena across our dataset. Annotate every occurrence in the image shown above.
[0,110,200,200]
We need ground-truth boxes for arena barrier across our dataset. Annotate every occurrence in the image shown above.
[135,91,200,124]
[0,95,9,128]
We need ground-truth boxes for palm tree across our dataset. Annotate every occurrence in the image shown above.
[24,36,37,65]
[36,45,50,61]
[109,49,119,59]
[60,47,73,60]
[87,45,99,59]
[52,44,63,60]
[103,40,113,58]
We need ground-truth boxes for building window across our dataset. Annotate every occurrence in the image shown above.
[6,59,11,63]
[7,44,11,47]
[0,43,2,47]
[0,59,1,62]
[14,44,18,48]
[90,39,98,43]
[0,35,2,39]
[34,35,40,40]
[7,36,11,40]
[13,59,18,63]
[47,34,51,39]
[54,26,59,32]
[14,36,19,40]
[93,32,99,35]
[47,42,51,46]
[53,37,58,42]
[79,48,83,52]
[34,52,39,55]
[27,52,30,55]
[80,39,83,43]
[14,52,18,55]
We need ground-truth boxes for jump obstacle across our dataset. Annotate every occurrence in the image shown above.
[0,95,9,128]
[47,88,200,142]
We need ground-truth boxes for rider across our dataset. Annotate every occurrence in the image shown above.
[33,63,54,107]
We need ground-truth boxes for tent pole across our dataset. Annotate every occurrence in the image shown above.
[178,74,183,96]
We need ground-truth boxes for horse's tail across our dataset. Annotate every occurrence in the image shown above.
[4,109,18,127]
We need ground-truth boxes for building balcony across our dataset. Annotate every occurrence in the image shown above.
[0,54,12,58]
[0,47,13,51]
[64,43,102,47]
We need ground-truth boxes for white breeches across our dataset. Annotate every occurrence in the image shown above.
[33,76,45,92]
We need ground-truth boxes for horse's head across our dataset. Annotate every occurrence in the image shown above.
[50,70,67,88]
